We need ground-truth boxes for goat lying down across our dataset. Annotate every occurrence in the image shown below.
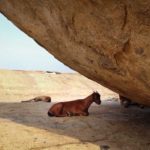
[47,92,101,117]
[119,95,144,108]
[21,96,51,103]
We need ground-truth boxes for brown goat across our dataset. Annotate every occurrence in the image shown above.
[119,95,144,108]
[47,92,101,117]
[21,96,51,103]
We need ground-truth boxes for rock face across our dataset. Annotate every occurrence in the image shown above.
[0,0,150,105]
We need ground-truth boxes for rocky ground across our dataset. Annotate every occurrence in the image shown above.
[0,100,150,150]
[0,70,149,150]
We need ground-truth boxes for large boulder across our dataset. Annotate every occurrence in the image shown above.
[0,0,150,105]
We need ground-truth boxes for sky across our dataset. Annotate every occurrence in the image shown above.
[0,13,74,73]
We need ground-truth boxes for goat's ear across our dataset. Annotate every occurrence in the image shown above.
[96,91,99,94]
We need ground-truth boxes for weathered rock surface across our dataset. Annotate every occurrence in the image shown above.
[0,0,150,105]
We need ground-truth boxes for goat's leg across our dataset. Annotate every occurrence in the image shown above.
[74,111,89,116]
[48,103,67,117]
[54,104,69,117]
[53,110,68,117]
[81,111,89,116]
[48,111,68,117]
[55,114,68,117]
[56,111,89,117]
[56,111,74,117]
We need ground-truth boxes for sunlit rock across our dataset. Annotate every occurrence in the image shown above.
[0,0,150,105]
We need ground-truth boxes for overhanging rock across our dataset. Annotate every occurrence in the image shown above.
[0,0,150,105]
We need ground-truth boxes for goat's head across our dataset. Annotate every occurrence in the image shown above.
[92,91,101,105]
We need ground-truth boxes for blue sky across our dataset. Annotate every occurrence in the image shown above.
[0,13,74,73]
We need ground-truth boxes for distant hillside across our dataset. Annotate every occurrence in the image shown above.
[0,70,117,102]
